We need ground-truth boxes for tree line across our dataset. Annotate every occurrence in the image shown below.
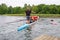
[0,3,60,14]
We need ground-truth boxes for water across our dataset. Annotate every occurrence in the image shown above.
[0,16,60,40]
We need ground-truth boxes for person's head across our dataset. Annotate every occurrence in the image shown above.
[51,20,54,22]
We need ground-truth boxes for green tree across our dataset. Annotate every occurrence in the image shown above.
[32,5,38,13]
[0,4,8,14]
[13,7,22,14]
[8,6,13,14]
[37,4,45,14]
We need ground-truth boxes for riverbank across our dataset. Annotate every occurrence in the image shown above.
[2,14,60,18]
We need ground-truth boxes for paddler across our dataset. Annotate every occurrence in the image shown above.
[25,7,31,23]
[25,7,39,31]
[25,7,38,23]
[25,7,32,31]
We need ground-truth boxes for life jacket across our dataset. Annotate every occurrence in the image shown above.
[31,16,39,21]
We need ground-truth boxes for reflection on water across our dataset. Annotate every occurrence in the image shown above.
[0,16,60,40]
[24,30,32,40]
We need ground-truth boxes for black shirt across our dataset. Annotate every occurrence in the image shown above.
[26,10,31,16]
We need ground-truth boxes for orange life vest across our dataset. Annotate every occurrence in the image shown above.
[31,16,39,21]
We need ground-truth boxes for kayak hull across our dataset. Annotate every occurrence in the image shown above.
[17,24,29,31]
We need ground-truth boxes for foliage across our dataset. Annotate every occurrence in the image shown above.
[0,3,60,14]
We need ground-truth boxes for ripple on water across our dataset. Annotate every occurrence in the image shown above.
[0,17,60,40]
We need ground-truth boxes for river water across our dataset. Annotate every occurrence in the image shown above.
[0,16,60,40]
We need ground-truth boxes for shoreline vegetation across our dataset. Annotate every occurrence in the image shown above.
[0,4,60,18]
[0,4,60,16]
[2,14,60,18]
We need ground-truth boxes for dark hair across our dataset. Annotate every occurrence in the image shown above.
[51,20,54,21]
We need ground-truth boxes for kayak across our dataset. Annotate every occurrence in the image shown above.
[17,24,30,31]
[17,20,38,31]
[17,16,39,31]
